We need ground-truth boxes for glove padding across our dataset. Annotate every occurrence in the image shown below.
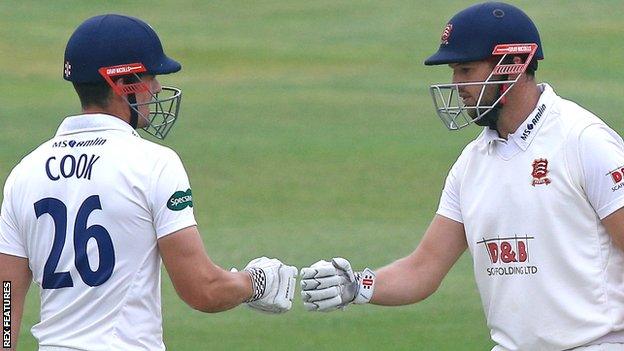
[300,257,375,312]
[242,257,298,314]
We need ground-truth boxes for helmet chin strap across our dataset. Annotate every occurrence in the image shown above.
[474,78,509,130]
[475,105,501,129]
[127,93,139,129]
[121,76,140,129]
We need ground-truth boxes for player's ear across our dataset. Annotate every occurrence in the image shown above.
[508,56,527,80]
[103,78,125,105]
[113,77,125,91]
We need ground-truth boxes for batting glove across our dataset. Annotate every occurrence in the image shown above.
[300,257,375,312]
[242,257,298,314]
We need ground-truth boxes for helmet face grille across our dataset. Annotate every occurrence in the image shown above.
[430,80,511,130]
[97,63,182,139]
[132,86,182,140]
[428,44,538,130]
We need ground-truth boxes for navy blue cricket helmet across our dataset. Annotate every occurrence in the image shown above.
[425,2,543,66]
[425,2,544,131]
[63,14,183,140]
[63,14,181,83]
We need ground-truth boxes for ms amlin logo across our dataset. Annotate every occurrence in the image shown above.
[3,281,10,349]
[476,235,538,277]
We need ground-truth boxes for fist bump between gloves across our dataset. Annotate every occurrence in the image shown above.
[234,257,375,313]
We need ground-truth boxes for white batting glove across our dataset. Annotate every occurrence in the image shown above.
[242,257,298,314]
[300,257,376,312]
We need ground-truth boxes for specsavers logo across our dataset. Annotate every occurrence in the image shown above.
[167,189,193,211]
[477,235,538,276]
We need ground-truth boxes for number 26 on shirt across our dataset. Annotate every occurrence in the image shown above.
[34,195,115,289]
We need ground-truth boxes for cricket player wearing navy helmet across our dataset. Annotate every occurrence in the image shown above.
[300,3,624,350]
[63,14,183,139]
[0,14,297,350]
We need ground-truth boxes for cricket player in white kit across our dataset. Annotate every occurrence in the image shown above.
[0,14,297,350]
[300,2,624,350]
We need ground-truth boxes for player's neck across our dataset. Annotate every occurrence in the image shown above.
[495,79,541,139]
[82,102,132,126]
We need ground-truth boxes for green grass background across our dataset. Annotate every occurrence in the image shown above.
[1,1,623,349]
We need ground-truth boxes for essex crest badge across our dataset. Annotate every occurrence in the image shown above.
[531,158,551,186]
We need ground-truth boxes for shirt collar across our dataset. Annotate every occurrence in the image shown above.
[508,83,556,150]
[55,113,140,137]
[478,83,557,152]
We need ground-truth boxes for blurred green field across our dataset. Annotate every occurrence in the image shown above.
[1,1,623,350]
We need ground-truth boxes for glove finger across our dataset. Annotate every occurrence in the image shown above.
[310,259,331,267]
[300,275,345,290]
[287,274,297,301]
[307,295,342,312]
[302,286,340,302]
[251,256,269,264]
[301,290,312,303]
[266,298,292,312]
[282,265,298,278]
[276,265,297,307]
[248,302,287,314]
[303,301,320,311]
[247,303,272,313]
[300,265,337,279]
[331,257,351,271]
[332,257,356,281]
[303,301,338,312]
[301,289,311,303]
[245,256,269,269]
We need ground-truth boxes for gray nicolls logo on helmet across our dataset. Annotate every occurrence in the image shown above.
[63,14,183,139]
[424,2,543,130]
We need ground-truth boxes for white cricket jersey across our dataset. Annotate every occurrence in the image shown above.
[437,84,624,351]
[0,114,197,350]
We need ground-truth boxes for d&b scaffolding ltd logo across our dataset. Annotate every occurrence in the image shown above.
[476,235,538,277]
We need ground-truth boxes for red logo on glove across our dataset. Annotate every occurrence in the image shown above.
[362,275,374,289]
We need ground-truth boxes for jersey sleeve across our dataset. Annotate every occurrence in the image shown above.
[577,123,624,219]
[437,154,464,223]
[149,149,197,239]
[0,168,27,258]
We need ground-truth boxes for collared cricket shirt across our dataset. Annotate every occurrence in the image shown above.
[437,84,624,350]
[0,114,197,350]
